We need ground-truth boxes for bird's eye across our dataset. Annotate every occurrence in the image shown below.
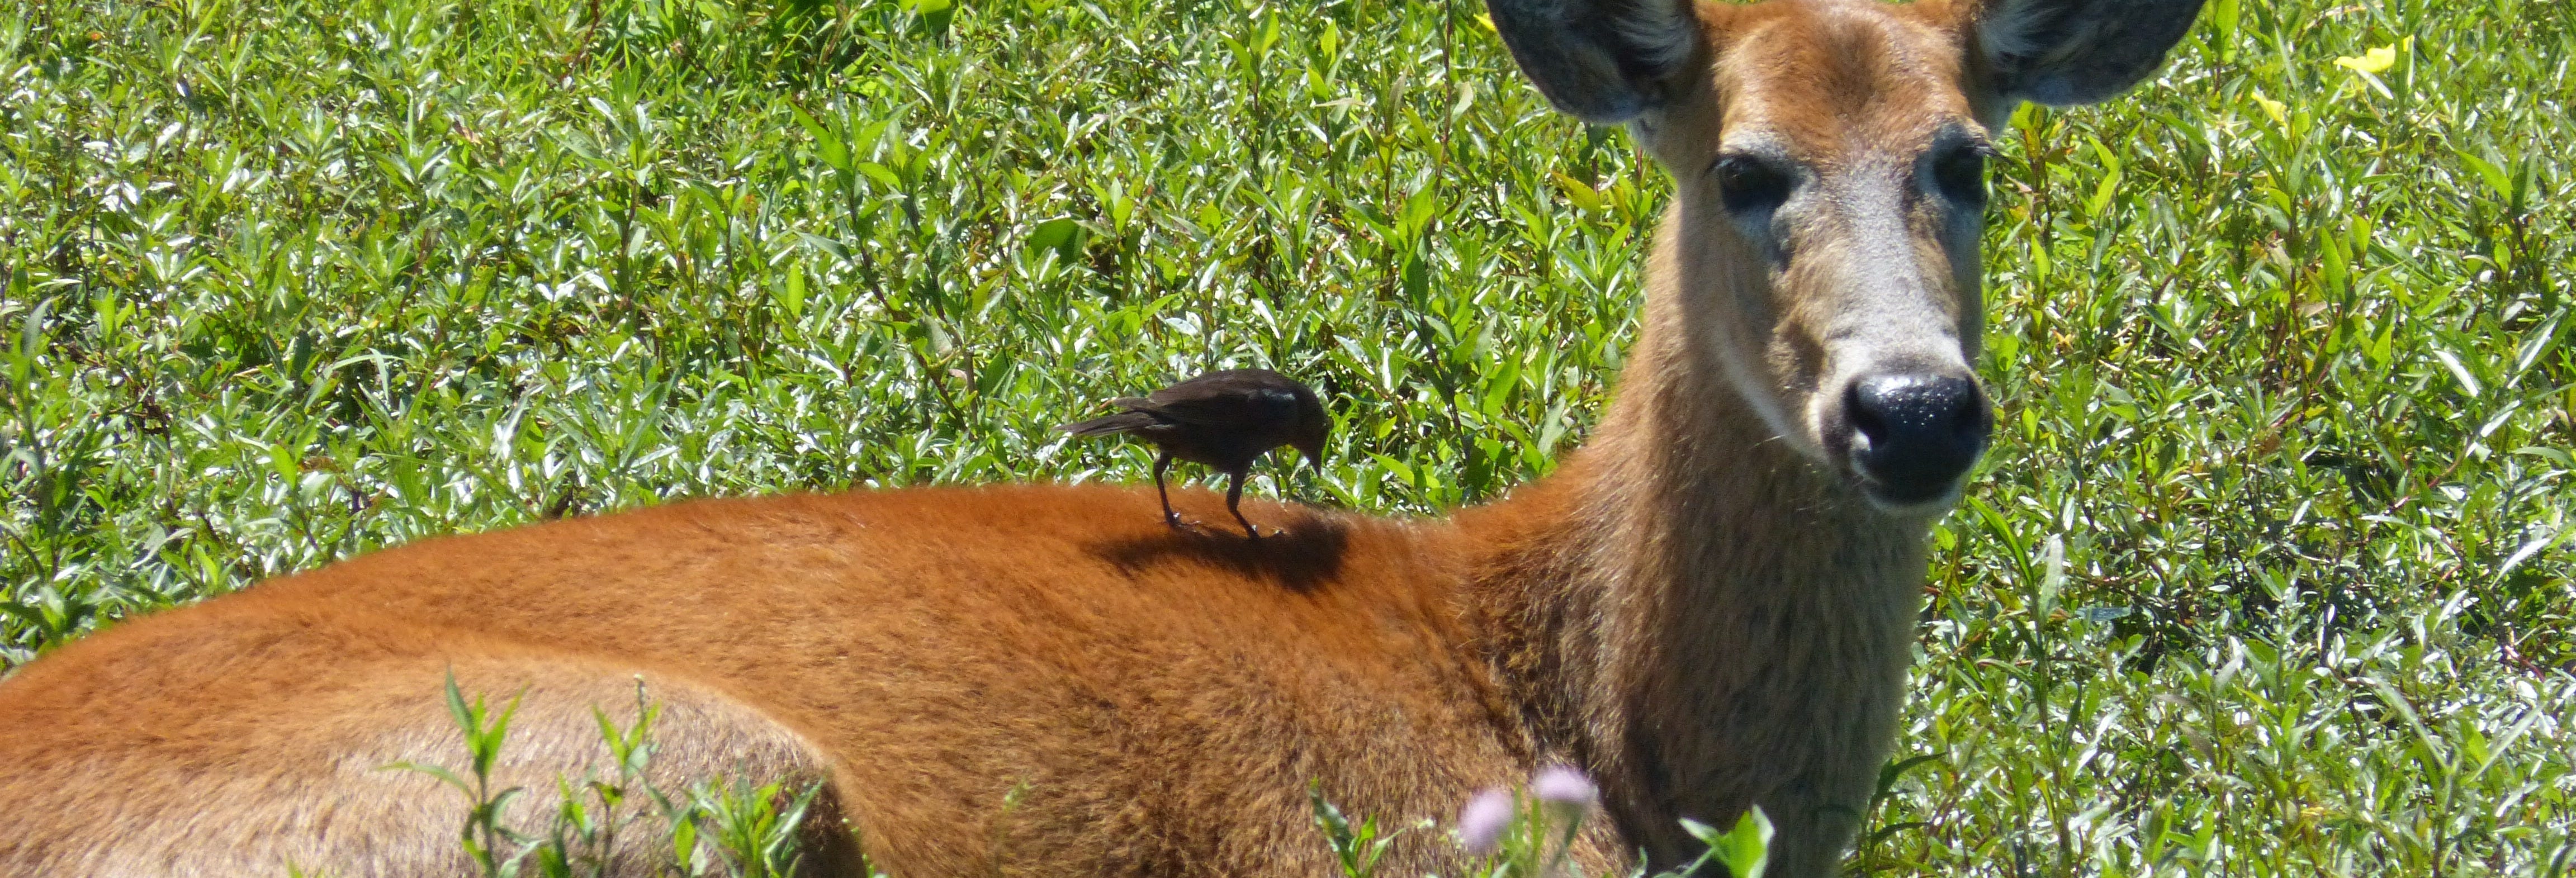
[1934,146,1988,207]
[1713,154,1793,215]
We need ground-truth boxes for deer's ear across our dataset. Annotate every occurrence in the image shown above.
[1485,0,1704,124]
[1967,0,2208,106]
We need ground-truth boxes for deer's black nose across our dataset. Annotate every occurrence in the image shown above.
[1843,372,1990,507]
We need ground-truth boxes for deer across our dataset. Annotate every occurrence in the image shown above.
[0,0,2203,875]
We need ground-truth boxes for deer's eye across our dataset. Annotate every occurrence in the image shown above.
[1934,146,1988,207]
[1713,154,1793,215]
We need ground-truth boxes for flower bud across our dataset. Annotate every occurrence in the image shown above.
[1456,787,1514,855]
[1530,765,1597,825]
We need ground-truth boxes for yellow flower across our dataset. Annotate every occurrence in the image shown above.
[2333,37,2412,75]
[2332,37,2411,101]
[2251,90,2288,126]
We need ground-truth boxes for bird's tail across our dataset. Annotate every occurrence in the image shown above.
[1055,409,1157,436]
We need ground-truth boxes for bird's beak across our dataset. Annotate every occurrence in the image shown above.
[1304,448,1325,470]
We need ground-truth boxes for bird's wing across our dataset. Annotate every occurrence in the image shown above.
[1055,410,1162,436]
[1133,388,1295,427]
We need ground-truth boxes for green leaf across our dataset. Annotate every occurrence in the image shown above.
[1027,217,1089,263]
[1398,186,1441,238]
[856,162,903,190]
[379,760,473,795]
[793,106,850,172]
[1709,806,1775,878]
[1551,170,1603,212]
[2430,349,2482,397]
[2456,150,2513,204]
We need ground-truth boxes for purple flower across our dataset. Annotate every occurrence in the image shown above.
[1456,787,1515,855]
[1530,765,1598,825]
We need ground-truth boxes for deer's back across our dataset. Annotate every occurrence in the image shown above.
[0,483,1530,875]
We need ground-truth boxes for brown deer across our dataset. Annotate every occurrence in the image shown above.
[0,0,2203,874]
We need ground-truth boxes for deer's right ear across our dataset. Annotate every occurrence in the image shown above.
[1485,0,1704,125]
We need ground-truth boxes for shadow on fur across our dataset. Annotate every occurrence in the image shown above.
[1085,506,1353,595]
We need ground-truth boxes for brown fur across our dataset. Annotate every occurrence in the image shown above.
[0,1,2198,875]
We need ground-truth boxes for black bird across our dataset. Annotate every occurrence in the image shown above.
[1057,369,1329,538]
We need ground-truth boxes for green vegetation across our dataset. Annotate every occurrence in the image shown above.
[2,0,2571,872]
[385,676,831,878]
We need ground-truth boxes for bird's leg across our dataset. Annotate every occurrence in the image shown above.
[1225,471,1259,539]
[1154,450,1183,529]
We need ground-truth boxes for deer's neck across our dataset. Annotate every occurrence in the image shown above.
[1457,214,1930,863]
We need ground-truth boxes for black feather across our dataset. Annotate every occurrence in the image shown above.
[1058,369,1330,538]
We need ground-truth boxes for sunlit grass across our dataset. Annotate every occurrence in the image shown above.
[3,0,2572,872]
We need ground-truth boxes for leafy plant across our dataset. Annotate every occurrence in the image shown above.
[1678,808,1774,878]
[389,675,835,877]
[383,673,534,877]
[1313,781,1409,878]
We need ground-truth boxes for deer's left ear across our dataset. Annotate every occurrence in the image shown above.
[1961,0,2209,108]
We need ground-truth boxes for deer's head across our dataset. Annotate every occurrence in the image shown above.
[1489,0,2203,512]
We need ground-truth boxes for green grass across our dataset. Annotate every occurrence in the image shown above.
[2,0,2572,873]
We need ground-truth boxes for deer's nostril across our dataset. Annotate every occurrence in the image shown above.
[1844,372,1990,506]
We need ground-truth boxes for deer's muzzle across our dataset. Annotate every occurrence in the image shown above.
[1836,371,1991,510]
